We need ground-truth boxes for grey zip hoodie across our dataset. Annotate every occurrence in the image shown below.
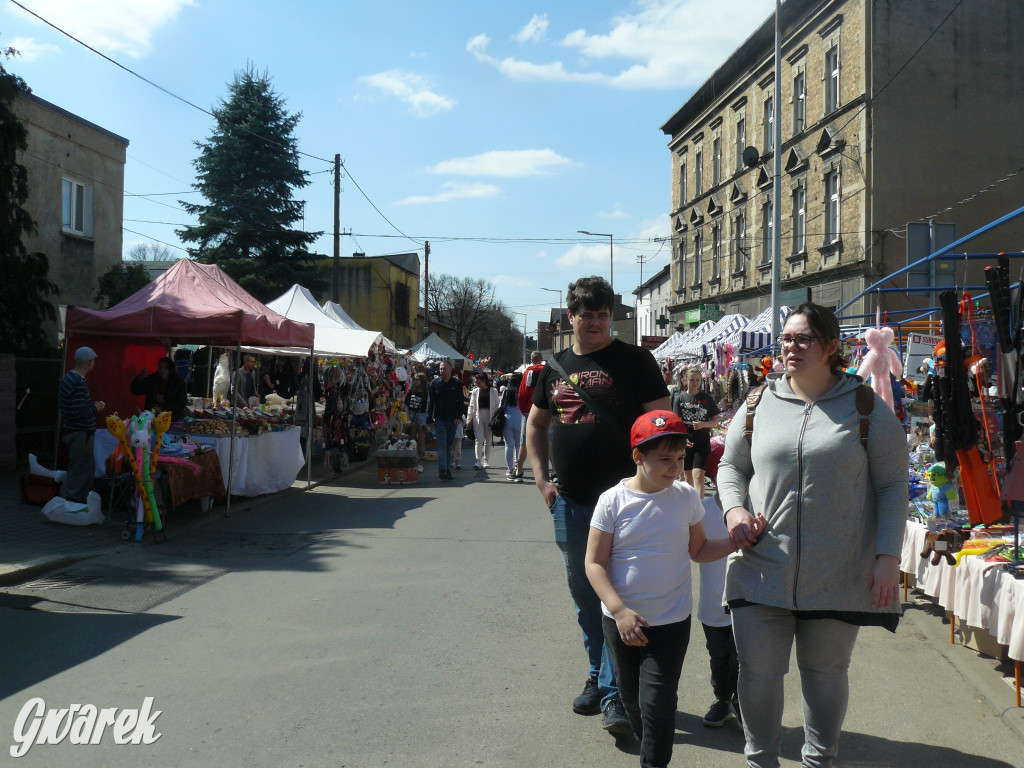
[717,372,908,613]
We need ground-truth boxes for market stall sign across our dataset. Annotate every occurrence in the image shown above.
[699,304,722,322]
[641,335,668,349]
[684,309,700,323]
[904,332,943,382]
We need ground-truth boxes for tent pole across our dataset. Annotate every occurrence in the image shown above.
[225,343,240,518]
[306,348,313,489]
[207,345,214,399]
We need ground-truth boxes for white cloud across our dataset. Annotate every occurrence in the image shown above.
[555,243,612,269]
[635,214,671,242]
[12,0,195,58]
[599,208,631,220]
[360,69,455,117]
[516,14,549,43]
[6,36,60,61]
[492,274,537,289]
[427,149,572,178]
[469,0,775,90]
[395,181,499,206]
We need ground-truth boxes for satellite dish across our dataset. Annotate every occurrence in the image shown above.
[742,146,761,168]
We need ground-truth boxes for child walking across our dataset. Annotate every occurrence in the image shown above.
[585,410,748,768]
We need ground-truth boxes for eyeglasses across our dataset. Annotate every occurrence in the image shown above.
[777,334,821,351]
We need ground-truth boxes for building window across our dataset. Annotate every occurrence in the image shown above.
[679,160,687,204]
[735,117,745,171]
[825,44,840,114]
[712,137,722,186]
[394,282,411,325]
[694,231,703,283]
[793,70,806,133]
[825,170,841,243]
[734,212,746,272]
[695,147,704,195]
[676,239,687,290]
[61,178,93,237]
[712,224,721,278]
[792,185,806,254]
[761,200,773,264]
[763,96,774,151]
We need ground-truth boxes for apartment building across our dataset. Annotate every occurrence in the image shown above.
[661,0,1024,330]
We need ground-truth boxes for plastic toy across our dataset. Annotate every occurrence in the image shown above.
[925,463,958,517]
[106,411,165,542]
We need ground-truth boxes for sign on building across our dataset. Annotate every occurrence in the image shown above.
[904,331,943,382]
[641,335,669,349]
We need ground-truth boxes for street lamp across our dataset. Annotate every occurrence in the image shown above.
[540,287,563,352]
[511,311,528,366]
[577,230,614,296]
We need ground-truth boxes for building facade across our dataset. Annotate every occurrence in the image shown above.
[634,264,674,348]
[14,92,128,323]
[661,0,1024,332]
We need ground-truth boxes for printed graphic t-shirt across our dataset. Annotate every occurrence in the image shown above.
[675,390,720,439]
[533,339,668,507]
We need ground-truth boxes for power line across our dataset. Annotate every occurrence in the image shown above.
[122,227,190,254]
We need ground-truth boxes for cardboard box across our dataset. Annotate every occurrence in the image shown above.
[958,623,1007,660]
[378,466,418,484]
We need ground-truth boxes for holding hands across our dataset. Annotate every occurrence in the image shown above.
[725,506,768,550]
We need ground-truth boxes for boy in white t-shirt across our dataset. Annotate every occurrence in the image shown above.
[585,410,746,768]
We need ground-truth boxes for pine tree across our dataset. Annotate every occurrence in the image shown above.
[178,65,324,302]
[0,48,59,356]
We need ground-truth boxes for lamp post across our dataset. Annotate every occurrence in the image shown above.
[511,312,528,366]
[540,287,563,352]
[577,230,614,296]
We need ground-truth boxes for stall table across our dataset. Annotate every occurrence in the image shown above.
[900,519,1024,706]
[191,428,303,496]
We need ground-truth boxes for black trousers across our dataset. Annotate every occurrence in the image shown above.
[603,615,691,768]
[701,622,738,701]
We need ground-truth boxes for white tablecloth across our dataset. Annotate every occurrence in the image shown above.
[900,519,1024,662]
[191,429,303,497]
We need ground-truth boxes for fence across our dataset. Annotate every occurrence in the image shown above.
[14,357,63,469]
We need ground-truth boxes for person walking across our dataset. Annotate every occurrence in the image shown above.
[427,359,465,481]
[516,350,545,480]
[674,366,720,498]
[58,347,105,504]
[501,372,523,481]
[406,371,430,472]
[718,302,908,768]
[467,372,498,470]
[526,275,670,738]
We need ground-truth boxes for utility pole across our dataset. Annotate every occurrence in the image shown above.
[332,153,341,303]
[422,240,430,338]
[770,0,783,353]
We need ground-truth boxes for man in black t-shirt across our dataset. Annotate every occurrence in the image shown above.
[526,276,669,736]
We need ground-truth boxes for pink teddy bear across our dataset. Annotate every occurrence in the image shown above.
[856,326,902,411]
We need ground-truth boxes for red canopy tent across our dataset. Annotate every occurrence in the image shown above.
[65,259,315,420]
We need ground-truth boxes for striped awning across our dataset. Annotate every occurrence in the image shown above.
[678,313,750,355]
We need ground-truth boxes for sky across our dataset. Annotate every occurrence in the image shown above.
[2,0,777,338]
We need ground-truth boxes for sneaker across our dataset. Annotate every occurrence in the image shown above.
[506,471,514,480]
[482,460,489,468]
[702,699,736,727]
[513,471,524,483]
[571,676,601,715]
[730,696,742,727]
[453,463,461,470]
[444,470,453,480]
[601,696,632,735]
[416,465,424,472]
[473,462,482,470]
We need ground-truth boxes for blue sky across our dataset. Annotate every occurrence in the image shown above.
[3,0,776,335]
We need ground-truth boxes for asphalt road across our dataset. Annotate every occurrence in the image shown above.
[0,454,1022,767]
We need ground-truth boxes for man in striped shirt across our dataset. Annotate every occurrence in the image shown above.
[59,347,105,503]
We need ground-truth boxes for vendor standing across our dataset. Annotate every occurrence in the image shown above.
[130,356,188,420]
[58,347,105,504]
[232,354,258,407]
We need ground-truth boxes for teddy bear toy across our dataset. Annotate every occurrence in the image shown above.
[857,326,903,411]
[920,528,968,566]
[925,462,958,517]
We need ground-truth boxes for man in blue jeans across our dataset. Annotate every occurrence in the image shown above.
[428,358,465,481]
[526,276,669,738]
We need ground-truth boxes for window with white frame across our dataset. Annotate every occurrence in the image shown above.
[825,44,840,114]
[712,224,721,278]
[763,96,774,151]
[695,146,704,195]
[679,159,687,205]
[677,238,687,289]
[825,170,841,243]
[694,231,703,283]
[712,136,722,186]
[735,116,745,171]
[734,211,746,272]
[61,178,93,237]
[761,200,773,264]
[793,69,806,134]
[792,185,806,254]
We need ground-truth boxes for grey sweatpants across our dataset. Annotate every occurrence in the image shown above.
[61,430,95,503]
[732,603,859,768]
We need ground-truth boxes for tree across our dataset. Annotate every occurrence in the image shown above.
[0,48,59,356]
[427,273,523,370]
[95,262,151,308]
[177,65,324,302]
[126,242,175,261]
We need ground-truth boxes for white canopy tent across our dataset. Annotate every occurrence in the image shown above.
[678,313,751,356]
[259,285,385,358]
[408,332,471,369]
[660,320,715,358]
[321,300,400,353]
[651,331,686,358]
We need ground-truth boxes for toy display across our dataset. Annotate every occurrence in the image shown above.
[857,326,903,412]
[925,463,959,517]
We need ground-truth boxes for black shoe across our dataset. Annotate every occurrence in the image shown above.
[601,696,632,735]
[444,470,453,480]
[730,696,742,727]
[702,699,736,727]
[571,676,600,715]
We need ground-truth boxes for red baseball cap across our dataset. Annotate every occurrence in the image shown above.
[705,439,725,482]
[631,410,688,449]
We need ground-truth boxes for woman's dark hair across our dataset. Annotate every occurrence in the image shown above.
[635,433,690,456]
[475,372,491,388]
[157,356,178,378]
[566,276,615,315]
[786,302,848,373]
[412,372,429,392]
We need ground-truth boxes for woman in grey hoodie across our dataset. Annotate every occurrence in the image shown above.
[717,303,908,768]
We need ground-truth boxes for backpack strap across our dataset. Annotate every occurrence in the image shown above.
[743,385,768,445]
[855,384,874,448]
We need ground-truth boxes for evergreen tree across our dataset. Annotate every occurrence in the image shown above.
[95,261,151,308]
[0,48,59,356]
[177,65,324,302]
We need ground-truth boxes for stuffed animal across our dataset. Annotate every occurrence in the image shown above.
[925,462,958,517]
[857,326,903,411]
[213,353,232,404]
[920,528,968,566]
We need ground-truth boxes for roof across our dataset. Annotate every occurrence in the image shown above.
[65,259,314,347]
[408,332,469,363]
[21,91,130,146]
[634,264,672,295]
[264,285,383,357]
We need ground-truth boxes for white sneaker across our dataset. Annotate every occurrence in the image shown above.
[506,471,514,481]
[473,462,482,470]
[482,460,489,468]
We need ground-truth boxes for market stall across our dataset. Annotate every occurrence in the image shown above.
[408,333,471,369]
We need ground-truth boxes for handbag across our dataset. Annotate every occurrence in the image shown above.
[489,408,506,437]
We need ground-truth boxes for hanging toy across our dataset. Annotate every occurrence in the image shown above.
[857,326,903,411]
